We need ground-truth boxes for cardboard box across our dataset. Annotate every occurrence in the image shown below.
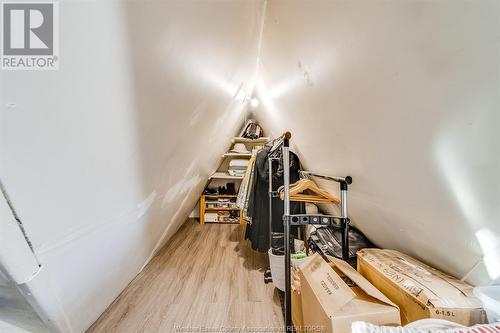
[298,253,401,333]
[357,248,487,325]
[292,260,305,331]
[292,288,304,331]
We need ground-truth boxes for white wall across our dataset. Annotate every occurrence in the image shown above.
[0,283,50,333]
[255,0,499,286]
[0,0,264,331]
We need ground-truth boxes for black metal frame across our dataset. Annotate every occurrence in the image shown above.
[266,132,291,249]
[273,133,353,332]
[268,157,279,248]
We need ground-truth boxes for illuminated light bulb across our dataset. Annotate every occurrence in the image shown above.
[250,98,260,109]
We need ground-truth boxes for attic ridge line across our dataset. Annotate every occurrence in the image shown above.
[255,0,267,77]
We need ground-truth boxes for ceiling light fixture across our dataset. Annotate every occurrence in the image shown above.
[250,97,260,109]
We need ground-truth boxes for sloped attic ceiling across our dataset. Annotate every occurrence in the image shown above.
[0,1,265,332]
[254,0,499,286]
[1,0,499,332]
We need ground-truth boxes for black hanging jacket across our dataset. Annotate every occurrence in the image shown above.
[245,147,304,252]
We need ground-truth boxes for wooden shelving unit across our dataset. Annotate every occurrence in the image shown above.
[200,135,269,225]
[200,195,243,224]
[232,137,269,144]
[209,172,244,180]
[222,152,252,158]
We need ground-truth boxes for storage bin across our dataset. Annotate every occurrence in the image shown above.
[268,240,306,292]
[268,249,285,291]
[204,213,218,222]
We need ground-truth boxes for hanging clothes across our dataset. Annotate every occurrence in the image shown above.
[236,153,257,221]
[245,146,304,252]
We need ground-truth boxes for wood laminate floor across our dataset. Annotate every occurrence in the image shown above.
[87,219,283,333]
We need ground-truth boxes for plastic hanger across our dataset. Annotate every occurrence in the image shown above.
[278,179,340,204]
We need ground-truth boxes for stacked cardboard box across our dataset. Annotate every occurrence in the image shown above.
[357,249,487,326]
[293,253,400,333]
[293,250,487,332]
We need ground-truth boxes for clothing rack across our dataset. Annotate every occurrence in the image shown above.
[299,170,353,261]
[278,135,353,332]
[266,131,291,247]
[267,131,291,158]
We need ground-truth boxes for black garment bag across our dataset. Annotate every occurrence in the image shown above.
[309,225,374,267]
